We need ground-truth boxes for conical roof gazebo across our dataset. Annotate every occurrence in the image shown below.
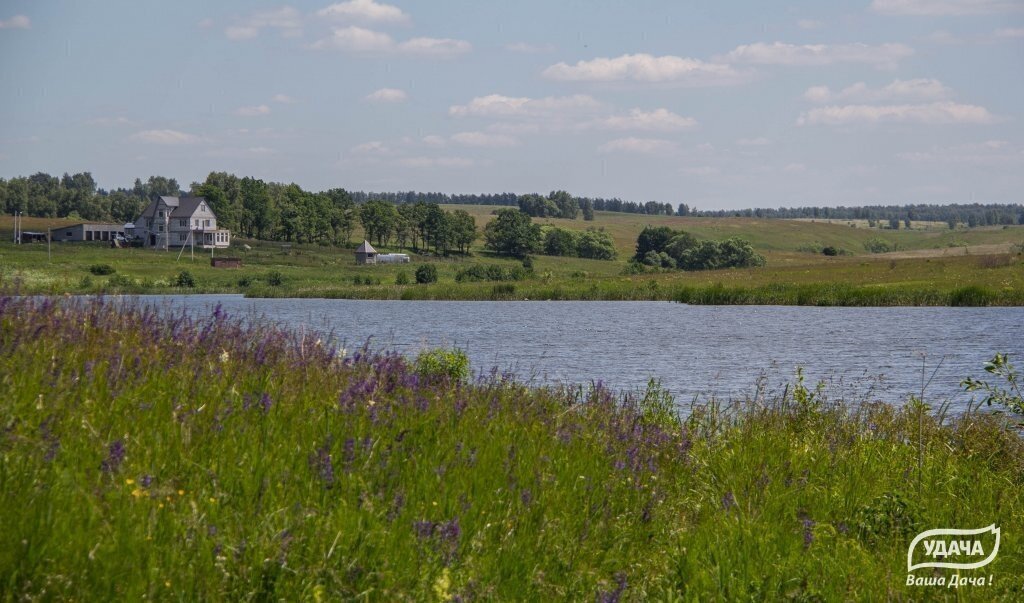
[355,240,377,264]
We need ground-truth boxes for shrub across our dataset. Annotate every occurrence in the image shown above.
[395,271,410,285]
[174,271,196,288]
[88,264,116,276]
[237,276,254,288]
[414,348,470,383]
[455,264,529,283]
[107,274,134,288]
[863,237,897,254]
[543,227,578,257]
[78,275,93,289]
[822,246,838,256]
[415,264,438,284]
[266,271,285,287]
[576,228,617,260]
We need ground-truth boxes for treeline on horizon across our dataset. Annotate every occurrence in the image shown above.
[2,170,1022,235]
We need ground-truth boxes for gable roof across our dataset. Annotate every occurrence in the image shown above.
[355,240,377,253]
[136,196,213,222]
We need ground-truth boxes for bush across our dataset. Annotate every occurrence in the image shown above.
[822,246,838,256]
[395,271,410,285]
[414,348,470,383]
[455,264,529,283]
[88,264,116,276]
[576,228,617,260]
[107,274,134,288]
[237,276,254,288]
[863,237,897,254]
[266,271,285,287]
[78,275,93,289]
[543,227,578,257]
[174,270,196,288]
[415,264,438,284]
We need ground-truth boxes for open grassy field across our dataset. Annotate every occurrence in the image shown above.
[1,212,1022,304]
[3,295,1023,600]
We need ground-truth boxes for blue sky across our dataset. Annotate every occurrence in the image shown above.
[1,0,1022,209]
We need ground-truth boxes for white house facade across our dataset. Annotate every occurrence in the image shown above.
[134,196,231,250]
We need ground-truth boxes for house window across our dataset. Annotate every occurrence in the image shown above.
[158,211,164,218]
[179,219,186,227]
[65,231,72,236]
[201,204,206,212]
[178,233,186,242]
[147,219,153,227]
[195,219,200,227]
[205,219,211,227]
[159,225,164,232]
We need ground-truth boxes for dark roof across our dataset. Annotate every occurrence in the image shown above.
[137,196,211,222]
[355,240,377,253]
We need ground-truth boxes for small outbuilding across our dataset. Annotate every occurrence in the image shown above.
[20,231,48,243]
[355,240,377,264]
[51,223,127,243]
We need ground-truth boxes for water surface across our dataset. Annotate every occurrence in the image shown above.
[134,295,1024,411]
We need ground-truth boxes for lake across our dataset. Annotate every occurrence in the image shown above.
[132,295,1023,411]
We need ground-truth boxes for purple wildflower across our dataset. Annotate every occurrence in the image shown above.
[802,518,816,549]
[100,440,125,473]
[308,440,335,488]
[140,474,153,488]
[721,491,736,512]
[260,393,272,414]
[596,572,628,603]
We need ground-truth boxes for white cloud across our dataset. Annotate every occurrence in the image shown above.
[351,140,392,155]
[803,78,950,103]
[236,104,271,117]
[129,129,203,145]
[896,140,1023,165]
[311,26,393,51]
[449,94,603,118]
[311,27,471,56]
[723,42,913,68]
[598,137,678,154]
[225,7,301,40]
[197,18,215,29]
[421,135,447,147]
[396,37,471,57]
[871,0,1023,15]
[798,101,995,125]
[272,93,297,104]
[542,53,745,85]
[365,87,408,103]
[397,156,481,168]
[585,108,697,132]
[0,15,30,29]
[995,27,1024,38]
[505,42,556,53]
[737,137,771,146]
[797,19,823,30]
[316,0,410,24]
[450,131,519,147]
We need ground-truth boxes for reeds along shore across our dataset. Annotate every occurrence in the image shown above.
[2,296,1024,600]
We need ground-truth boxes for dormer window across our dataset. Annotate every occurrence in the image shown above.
[158,211,164,218]
[200,204,206,212]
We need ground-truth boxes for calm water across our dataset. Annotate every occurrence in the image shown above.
[134,295,1023,410]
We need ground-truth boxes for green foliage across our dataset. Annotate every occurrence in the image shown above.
[395,271,410,285]
[266,270,285,287]
[455,264,529,282]
[576,228,617,260]
[173,270,196,288]
[634,226,677,261]
[483,208,542,257]
[863,237,899,253]
[674,238,765,271]
[962,353,1024,414]
[854,492,921,547]
[415,264,438,284]
[543,227,578,256]
[414,348,470,383]
[822,245,838,256]
[88,263,116,275]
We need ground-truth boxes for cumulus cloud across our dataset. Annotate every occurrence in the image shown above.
[450,131,519,147]
[197,18,214,29]
[723,42,913,68]
[421,135,447,147]
[316,0,410,24]
[449,94,603,118]
[896,140,1023,165]
[129,129,203,145]
[272,93,297,104]
[598,137,678,154]
[870,0,1023,15]
[351,140,392,155]
[236,104,271,117]
[542,53,745,85]
[225,7,301,40]
[311,27,470,56]
[0,14,30,29]
[803,78,950,103]
[737,137,771,146]
[584,108,697,132]
[995,27,1024,38]
[365,87,408,103]
[797,102,995,125]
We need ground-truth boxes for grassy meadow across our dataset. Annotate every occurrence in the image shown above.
[2,295,1024,600]
[1,211,1023,304]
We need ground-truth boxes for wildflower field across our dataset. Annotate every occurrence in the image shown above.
[2,296,1024,600]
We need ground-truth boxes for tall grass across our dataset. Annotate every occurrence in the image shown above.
[2,296,1024,599]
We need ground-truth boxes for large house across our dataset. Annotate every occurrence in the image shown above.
[134,196,231,249]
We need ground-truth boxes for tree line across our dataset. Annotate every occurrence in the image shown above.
[633,226,765,271]
[691,202,1024,227]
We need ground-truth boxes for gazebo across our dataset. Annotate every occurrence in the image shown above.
[355,240,377,264]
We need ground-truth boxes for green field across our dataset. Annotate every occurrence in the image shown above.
[2,211,1023,304]
[3,295,1023,600]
